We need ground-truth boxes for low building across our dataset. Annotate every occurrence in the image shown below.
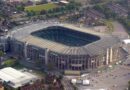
[0,83,4,90]
[29,0,42,3]
[122,39,130,53]
[59,0,69,5]
[2,0,22,3]
[86,9,105,20]
[20,80,45,90]
[71,78,90,85]
[107,3,128,18]
[0,67,38,89]
[82,79,90,85]
[128,0,130,6]
[81,9,105,26]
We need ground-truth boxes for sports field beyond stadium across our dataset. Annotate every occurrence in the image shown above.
[25,3,57,12]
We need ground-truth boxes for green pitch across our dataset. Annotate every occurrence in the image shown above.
[25,3,57,12]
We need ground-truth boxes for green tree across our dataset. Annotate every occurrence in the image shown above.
[0,50,4,57]
[16,5,25,11]
[47,62,55,70]
[0,50,4,65]
[128,81,130,90]
[3,59,17,67]
[27,10,36,16]
[35,59,43,68]
[104,20,114,33]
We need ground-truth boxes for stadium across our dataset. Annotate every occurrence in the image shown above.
[9,22,126,73]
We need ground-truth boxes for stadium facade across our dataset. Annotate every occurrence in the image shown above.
[7,22,127,72]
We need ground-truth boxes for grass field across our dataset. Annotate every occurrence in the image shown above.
[25,3,57,12]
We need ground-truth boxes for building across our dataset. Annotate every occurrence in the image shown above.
[0,83,4,90]
[20,80,45,90]
[71,78,90,85]
[2,0,22,3]
[83,9,105,26]
[128,0,130,6]
[29,0,42,2]
[0,67,37,89]
[122,39,130,53]
[107,3,128,18]
[85,9,105,20]
[8,22,127,73]
[59,0,69,4]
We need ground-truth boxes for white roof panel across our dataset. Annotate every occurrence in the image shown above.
[0,67,37,88]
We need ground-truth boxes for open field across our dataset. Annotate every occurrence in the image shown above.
[25,3,57,12]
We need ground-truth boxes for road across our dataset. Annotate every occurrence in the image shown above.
[62,77,74,90]
[112,21,129,39]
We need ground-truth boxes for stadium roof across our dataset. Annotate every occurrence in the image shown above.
[11,22,120,56]
[0,67,37,88]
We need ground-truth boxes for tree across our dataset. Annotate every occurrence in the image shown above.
[93,4,104,12]
[105,20,114,33]
[47,62,55,71]
[16,5,25,11]
[35,59,43,68]
[128,81,130,90]
[0,50,4,57]
[0,50,4,65]
[3,59,17,67]
[27,10,36,17]
[40,10,46,15]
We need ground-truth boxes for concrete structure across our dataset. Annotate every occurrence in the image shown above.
[0,67,37,89]
[7,22,127,73]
